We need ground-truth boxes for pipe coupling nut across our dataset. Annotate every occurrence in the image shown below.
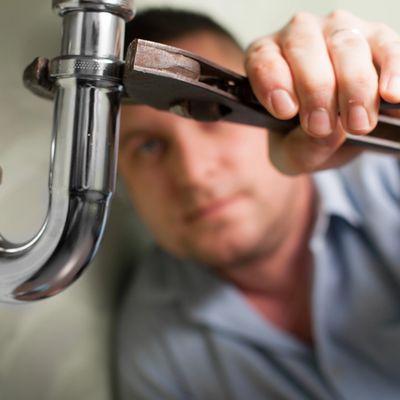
[53,0,135,21]
[50,56,124,82]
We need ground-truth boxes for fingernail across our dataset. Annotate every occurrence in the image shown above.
[307,108,332,137]
[347,104,370,132]
[386,75,400,96]
[270,89,297,117]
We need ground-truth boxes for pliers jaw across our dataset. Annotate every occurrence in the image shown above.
[123,39,299,132]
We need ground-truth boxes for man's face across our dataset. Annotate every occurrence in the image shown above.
[118,32,300,268]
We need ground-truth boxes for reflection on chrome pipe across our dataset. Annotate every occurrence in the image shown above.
[0,0,135,303]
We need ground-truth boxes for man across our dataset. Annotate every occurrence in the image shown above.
[117,8,400,400]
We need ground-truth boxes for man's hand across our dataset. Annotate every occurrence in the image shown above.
[245,10,400,174]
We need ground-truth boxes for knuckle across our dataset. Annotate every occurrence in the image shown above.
[245,50,263,71]
[248,60,268,78]
[328,9,353,21]
[371,22,399,43]
[282,36,310,55]
[245,60,271,89]
[289,12,315,27]
[290,11,315,25]
[247,39,278,58]
[245,42,283,78]
[373,22,390,35]
[376,38,400,57]
[247,38,269,54]
[329,31,364,50]
[259,56,285,74]
[381,41,400,59]
[245,49,267,69]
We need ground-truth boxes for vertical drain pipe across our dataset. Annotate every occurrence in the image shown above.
[0,0,134,302]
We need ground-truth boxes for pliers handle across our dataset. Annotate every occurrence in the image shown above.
[123,39,400,153]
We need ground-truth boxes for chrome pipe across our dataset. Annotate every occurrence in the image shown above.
[0,0,134,303]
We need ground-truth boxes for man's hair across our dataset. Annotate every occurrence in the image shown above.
[124,8,241,56]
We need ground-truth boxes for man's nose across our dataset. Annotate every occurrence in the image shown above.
[168,120,219,188]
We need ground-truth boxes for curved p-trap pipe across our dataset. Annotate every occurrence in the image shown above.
[0,0,135,303]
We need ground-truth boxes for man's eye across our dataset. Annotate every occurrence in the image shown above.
[136,138,165,156]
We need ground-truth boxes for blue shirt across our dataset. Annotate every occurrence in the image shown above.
[117,153,400,400]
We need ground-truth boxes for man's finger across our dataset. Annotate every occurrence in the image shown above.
[369,23,400,104]
[321,10,380,135]
[277,12,338,139]
[245,36,299,119]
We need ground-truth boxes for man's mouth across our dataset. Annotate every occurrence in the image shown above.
[184,195,241,223]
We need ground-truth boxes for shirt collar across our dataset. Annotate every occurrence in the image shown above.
[181,263,310,354]
[312,166,363,228]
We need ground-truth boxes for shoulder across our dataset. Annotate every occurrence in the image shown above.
[338,153,399,201]
[314,153,400,218]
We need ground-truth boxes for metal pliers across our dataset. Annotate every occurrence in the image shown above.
[25,38,400,153]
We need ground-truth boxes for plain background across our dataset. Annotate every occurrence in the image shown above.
[0,1,399,399]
